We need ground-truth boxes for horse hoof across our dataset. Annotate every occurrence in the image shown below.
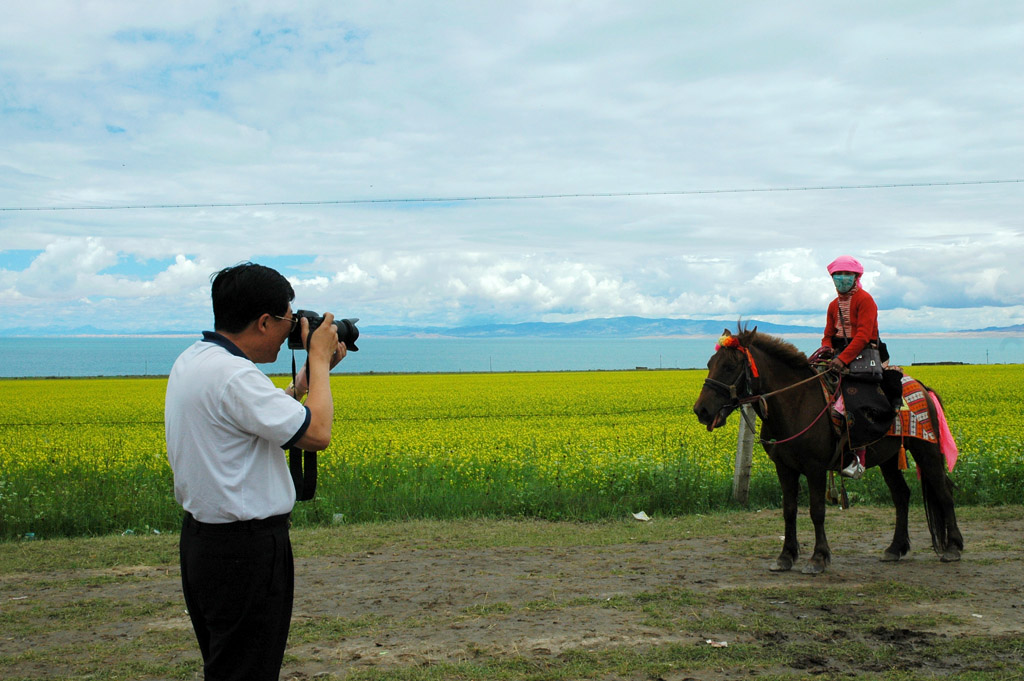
[801,562,826,575]
[940,549,961,563]
[769,560,793,572]
[880,551,903,563]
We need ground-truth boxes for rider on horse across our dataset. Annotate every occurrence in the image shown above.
[809,255,899,478]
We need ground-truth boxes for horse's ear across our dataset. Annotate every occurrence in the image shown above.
[721,328,731,337]
[751,325,758,334]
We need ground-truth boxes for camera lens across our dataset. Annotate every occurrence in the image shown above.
[336,318,359,351]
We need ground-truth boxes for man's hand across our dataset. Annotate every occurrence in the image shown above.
[294,314,343,452]
[301,314,343,367]
[828,356,846,373]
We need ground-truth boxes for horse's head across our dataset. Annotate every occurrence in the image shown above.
[693,328,759,431]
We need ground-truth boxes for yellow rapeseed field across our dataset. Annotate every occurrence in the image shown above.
[1,364,1020,539]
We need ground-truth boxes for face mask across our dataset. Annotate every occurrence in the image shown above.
[832,273,856,294]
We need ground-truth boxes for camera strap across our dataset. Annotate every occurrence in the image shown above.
[289,447,318,501]
[288,351,318,501]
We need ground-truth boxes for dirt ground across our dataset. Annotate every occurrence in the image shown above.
[3,507,1023,680]
[284,510,1024,679]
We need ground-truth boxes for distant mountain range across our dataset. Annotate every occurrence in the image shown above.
[968,323,1024,333]
[3,316,1023,338]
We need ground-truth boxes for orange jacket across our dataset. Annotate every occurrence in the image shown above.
[821,287,879,365]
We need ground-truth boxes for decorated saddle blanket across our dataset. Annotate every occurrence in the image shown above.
[888,376,937,444]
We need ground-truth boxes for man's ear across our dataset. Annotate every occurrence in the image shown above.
[253,313,273,333]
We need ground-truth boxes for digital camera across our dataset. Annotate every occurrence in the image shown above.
[287,310,360,351]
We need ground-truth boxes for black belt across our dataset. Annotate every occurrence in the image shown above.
[184,512,291,534]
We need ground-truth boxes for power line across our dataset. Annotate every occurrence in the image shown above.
[1,178,1021,212]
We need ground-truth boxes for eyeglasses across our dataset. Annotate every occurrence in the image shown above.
[272,314,298,330]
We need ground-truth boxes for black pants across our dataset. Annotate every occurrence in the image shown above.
[180,513,293,681]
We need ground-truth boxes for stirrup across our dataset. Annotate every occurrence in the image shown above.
[840,460,865,479]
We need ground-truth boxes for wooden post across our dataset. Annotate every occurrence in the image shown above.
[733,404,755,505]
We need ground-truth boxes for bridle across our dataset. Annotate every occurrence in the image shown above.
[702,341,766,433]
[703,356,759,407]
[703,340,840,446]
[703,335,764,405]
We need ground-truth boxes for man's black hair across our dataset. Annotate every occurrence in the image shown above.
[211,262,295,333]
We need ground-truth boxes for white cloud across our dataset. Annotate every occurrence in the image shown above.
[0,2,1022,334]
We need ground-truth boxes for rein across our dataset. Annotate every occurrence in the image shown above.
[741,371,826,405]
[758,377,840,447]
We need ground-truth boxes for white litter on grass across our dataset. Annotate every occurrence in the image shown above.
[705,639,728,648]
[632,511,650,521]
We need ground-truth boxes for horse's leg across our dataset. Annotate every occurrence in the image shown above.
[802,468,831,574]
[942,497,965,562]
[943,482,965,560]
[877,441,911,561]
[770,462,801,572]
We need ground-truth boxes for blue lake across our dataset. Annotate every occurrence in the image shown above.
[1,334,1021,378]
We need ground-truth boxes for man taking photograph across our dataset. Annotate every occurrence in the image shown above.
[165,262,346,680]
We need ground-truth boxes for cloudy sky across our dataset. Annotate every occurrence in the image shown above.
[1,1,1022,335]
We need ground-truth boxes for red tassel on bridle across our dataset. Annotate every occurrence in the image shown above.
[717,334,760,378]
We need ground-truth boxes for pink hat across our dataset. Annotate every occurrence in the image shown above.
[827,255,863,275]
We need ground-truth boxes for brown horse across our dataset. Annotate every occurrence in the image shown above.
[693,328,963,574]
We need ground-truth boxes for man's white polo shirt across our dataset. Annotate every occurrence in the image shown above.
[165,332,310,523]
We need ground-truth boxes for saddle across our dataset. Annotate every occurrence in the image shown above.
[824,369,908,439]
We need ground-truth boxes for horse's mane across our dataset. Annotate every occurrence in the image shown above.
[735,326,809,370]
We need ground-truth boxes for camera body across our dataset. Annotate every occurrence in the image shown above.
[287,310,360,351]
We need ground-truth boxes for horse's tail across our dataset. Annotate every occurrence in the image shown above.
[920,469,959,554]
[919,386,964,555]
